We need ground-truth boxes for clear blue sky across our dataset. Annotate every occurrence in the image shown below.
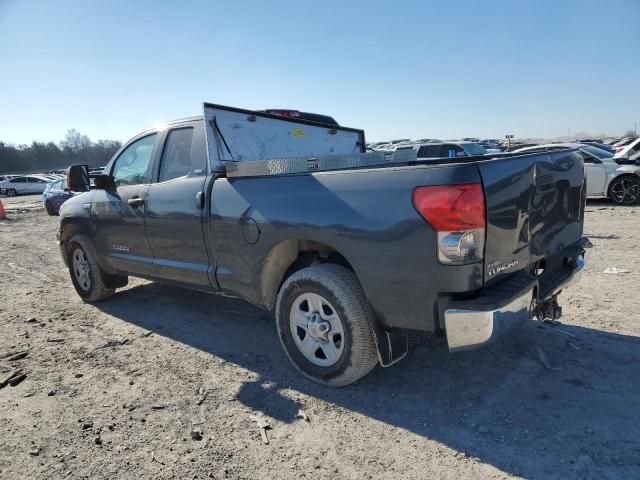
[1,0,638,144]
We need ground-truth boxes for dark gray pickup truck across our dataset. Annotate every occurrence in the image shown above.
[58,103,589,386]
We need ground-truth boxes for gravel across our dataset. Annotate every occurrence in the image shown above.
[1,195,639,479]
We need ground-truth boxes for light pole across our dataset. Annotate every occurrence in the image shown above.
[505,134,514,150]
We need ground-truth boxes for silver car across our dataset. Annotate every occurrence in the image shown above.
[0,175,52,197]
[513,143,640,205]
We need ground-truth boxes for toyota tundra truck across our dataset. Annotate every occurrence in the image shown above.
[57,103,589,386]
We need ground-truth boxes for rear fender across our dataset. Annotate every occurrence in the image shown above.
[260,238,408,367]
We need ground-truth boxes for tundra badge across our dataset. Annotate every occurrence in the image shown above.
[487,259,519,277]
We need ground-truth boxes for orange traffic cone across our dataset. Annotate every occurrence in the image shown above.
[0,199,6,220]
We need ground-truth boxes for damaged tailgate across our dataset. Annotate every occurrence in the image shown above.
[478,149,586,290]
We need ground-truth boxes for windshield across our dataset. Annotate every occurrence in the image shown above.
[462,143,488,156]
[581,145,613,159]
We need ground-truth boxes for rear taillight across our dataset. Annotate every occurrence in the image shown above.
[615,146,624,153]
[412,183,486,265]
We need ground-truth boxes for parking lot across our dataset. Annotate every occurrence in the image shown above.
[0,194,639,479]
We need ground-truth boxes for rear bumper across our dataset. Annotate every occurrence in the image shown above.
[445,286,533,352]
[443,241,587,352]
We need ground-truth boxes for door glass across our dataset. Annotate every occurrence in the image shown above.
[158,128,194,182]
[111,134,157,186]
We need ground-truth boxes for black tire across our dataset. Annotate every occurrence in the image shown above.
[6,189,17,197]
[67,234,115,302]
[608,175,640,205]
[275,264,378,387]
[45,201,55,216]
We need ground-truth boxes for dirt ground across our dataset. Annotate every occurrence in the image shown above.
[0,194,639,480]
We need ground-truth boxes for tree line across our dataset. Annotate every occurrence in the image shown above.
[0,129,122,174]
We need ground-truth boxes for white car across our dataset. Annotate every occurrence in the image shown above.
[614,137,640,160]
[0,175,52,197]
[513,143,640,205]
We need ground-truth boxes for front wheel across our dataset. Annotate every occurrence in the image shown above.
[275,264,379,387]
[609,176,640,205]
[67,234,115,302]
[6,189,17,197]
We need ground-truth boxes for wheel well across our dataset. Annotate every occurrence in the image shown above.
[60,223,85,247]
[261,239,355,311]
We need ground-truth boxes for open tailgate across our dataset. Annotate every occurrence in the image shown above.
[478,149,586,287]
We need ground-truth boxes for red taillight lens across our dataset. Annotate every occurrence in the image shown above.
[412,183,485,231]
[413,183,486,265]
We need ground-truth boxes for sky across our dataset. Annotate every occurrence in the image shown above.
[0,0,639,144]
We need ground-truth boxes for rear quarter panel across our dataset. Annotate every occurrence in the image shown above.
[210,164,483,331]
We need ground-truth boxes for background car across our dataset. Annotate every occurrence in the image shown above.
[414,141,488,159]
[614,137,640,160]
[579,141,615,154]
[513,143,640,205]
[0,175,52,196]
[612,136,637,153]
[42,177,76,215]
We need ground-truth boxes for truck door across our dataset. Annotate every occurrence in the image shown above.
[92,133,158,275]
[143,121,213,288]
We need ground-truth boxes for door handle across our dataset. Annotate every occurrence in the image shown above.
[127,196,144,207]
[195,191,205,210]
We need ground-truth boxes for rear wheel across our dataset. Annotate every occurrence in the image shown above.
[275,264,378,387]
[609,176,640,205]
[45,200,55,216]
[6,189,16,197]
[67,234,115,302]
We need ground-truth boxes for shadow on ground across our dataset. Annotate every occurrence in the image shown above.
[97,282,640,479]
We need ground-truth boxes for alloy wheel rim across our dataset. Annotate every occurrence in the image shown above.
[289,292,345,367]
[612,179,640,204]
[72,249,91,291]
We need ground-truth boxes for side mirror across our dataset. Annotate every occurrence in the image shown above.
[93,174,116,191]
[67,165,90,192]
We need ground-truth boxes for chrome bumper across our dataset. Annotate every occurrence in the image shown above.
[445,252,585,352]
[444,288,533,352]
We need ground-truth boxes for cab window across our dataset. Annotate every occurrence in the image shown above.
[158,128,194,182]
[111,134,157,186]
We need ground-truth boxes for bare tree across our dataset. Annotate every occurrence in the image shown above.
[60,129,91,154]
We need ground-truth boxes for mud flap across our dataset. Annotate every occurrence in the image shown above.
[103,273,129,290]
[371,323,409,367]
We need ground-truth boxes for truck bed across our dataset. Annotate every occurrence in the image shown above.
[201,105,584,330]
